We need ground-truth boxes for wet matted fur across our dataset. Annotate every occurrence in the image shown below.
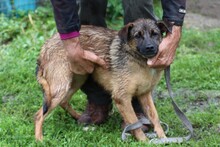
[35,19,169,141]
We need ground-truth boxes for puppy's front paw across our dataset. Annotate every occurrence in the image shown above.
[155,126,166,138]
[133,128,147,141]
[157,132,166,138]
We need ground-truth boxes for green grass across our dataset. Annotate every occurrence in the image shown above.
[0,4,220,147]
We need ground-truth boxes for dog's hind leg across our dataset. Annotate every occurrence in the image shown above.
[35,63,76,141]
[139,92,166,138]
[60,75,88,119]
[35,87,72,141]
[60,101,80,120]
[34,107,44,141]
[35,72,87,141]
[113,93,147,141]
[35,86,74,141]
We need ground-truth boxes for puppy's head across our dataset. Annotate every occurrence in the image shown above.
[118,19,171,58]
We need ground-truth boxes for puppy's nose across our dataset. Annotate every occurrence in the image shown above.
[146,45,154,50]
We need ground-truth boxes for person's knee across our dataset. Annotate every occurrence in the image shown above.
[81,76,112,105]
[122,0,155,24]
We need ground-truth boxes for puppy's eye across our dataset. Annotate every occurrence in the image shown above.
[151,30,158,37]
[134,31,142,38]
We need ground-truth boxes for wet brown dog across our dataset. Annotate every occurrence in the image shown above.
[35,19,169,141]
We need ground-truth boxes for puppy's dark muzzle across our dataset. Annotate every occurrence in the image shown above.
[138,45,158,58]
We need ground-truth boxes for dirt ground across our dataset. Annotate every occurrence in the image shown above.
[184,0,220,29]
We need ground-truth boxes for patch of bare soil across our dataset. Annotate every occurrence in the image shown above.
[184,0,220,29]
[153,89,220,112]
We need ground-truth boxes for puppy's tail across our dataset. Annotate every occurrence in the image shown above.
[36,63,51,115]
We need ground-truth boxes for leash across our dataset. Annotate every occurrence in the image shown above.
[122,117,169,141]
[121,66,194,144]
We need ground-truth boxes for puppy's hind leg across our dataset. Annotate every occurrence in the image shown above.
[35,64,75,141]
[60,101,80,120]
[35,82,74,141]
[60,75,88,119]
[138,92,166,138]
[35,67,52,141]
[34,107,44,141]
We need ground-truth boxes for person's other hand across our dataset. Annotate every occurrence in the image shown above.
[63,37,107,75]
[147,25,182,69]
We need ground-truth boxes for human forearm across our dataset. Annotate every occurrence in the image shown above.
[50,0,80,34]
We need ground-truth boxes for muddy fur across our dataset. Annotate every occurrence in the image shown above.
[35,19,169,141]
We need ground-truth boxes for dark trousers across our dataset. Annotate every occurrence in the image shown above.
[80,0,155,113]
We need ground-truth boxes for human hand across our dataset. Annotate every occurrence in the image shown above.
[63,37,107,75]
[147,25,182,69]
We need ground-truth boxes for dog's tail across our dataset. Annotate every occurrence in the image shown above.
[36,61,51,115]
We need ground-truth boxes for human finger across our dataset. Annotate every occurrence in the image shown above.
[83,50,107,69]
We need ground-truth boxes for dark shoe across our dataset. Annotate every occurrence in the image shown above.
[121,113,151,132]
[78,103,112,125]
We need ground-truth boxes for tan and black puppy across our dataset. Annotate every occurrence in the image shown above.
[35,19,170,141]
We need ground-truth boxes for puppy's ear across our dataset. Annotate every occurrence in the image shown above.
[156,20,172,34]
[118,23,133,43]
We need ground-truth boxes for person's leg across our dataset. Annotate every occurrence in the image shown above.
[77,0,111,125]
[79,0,107,27]
[79,76,112,125]
[122,0,156,25]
